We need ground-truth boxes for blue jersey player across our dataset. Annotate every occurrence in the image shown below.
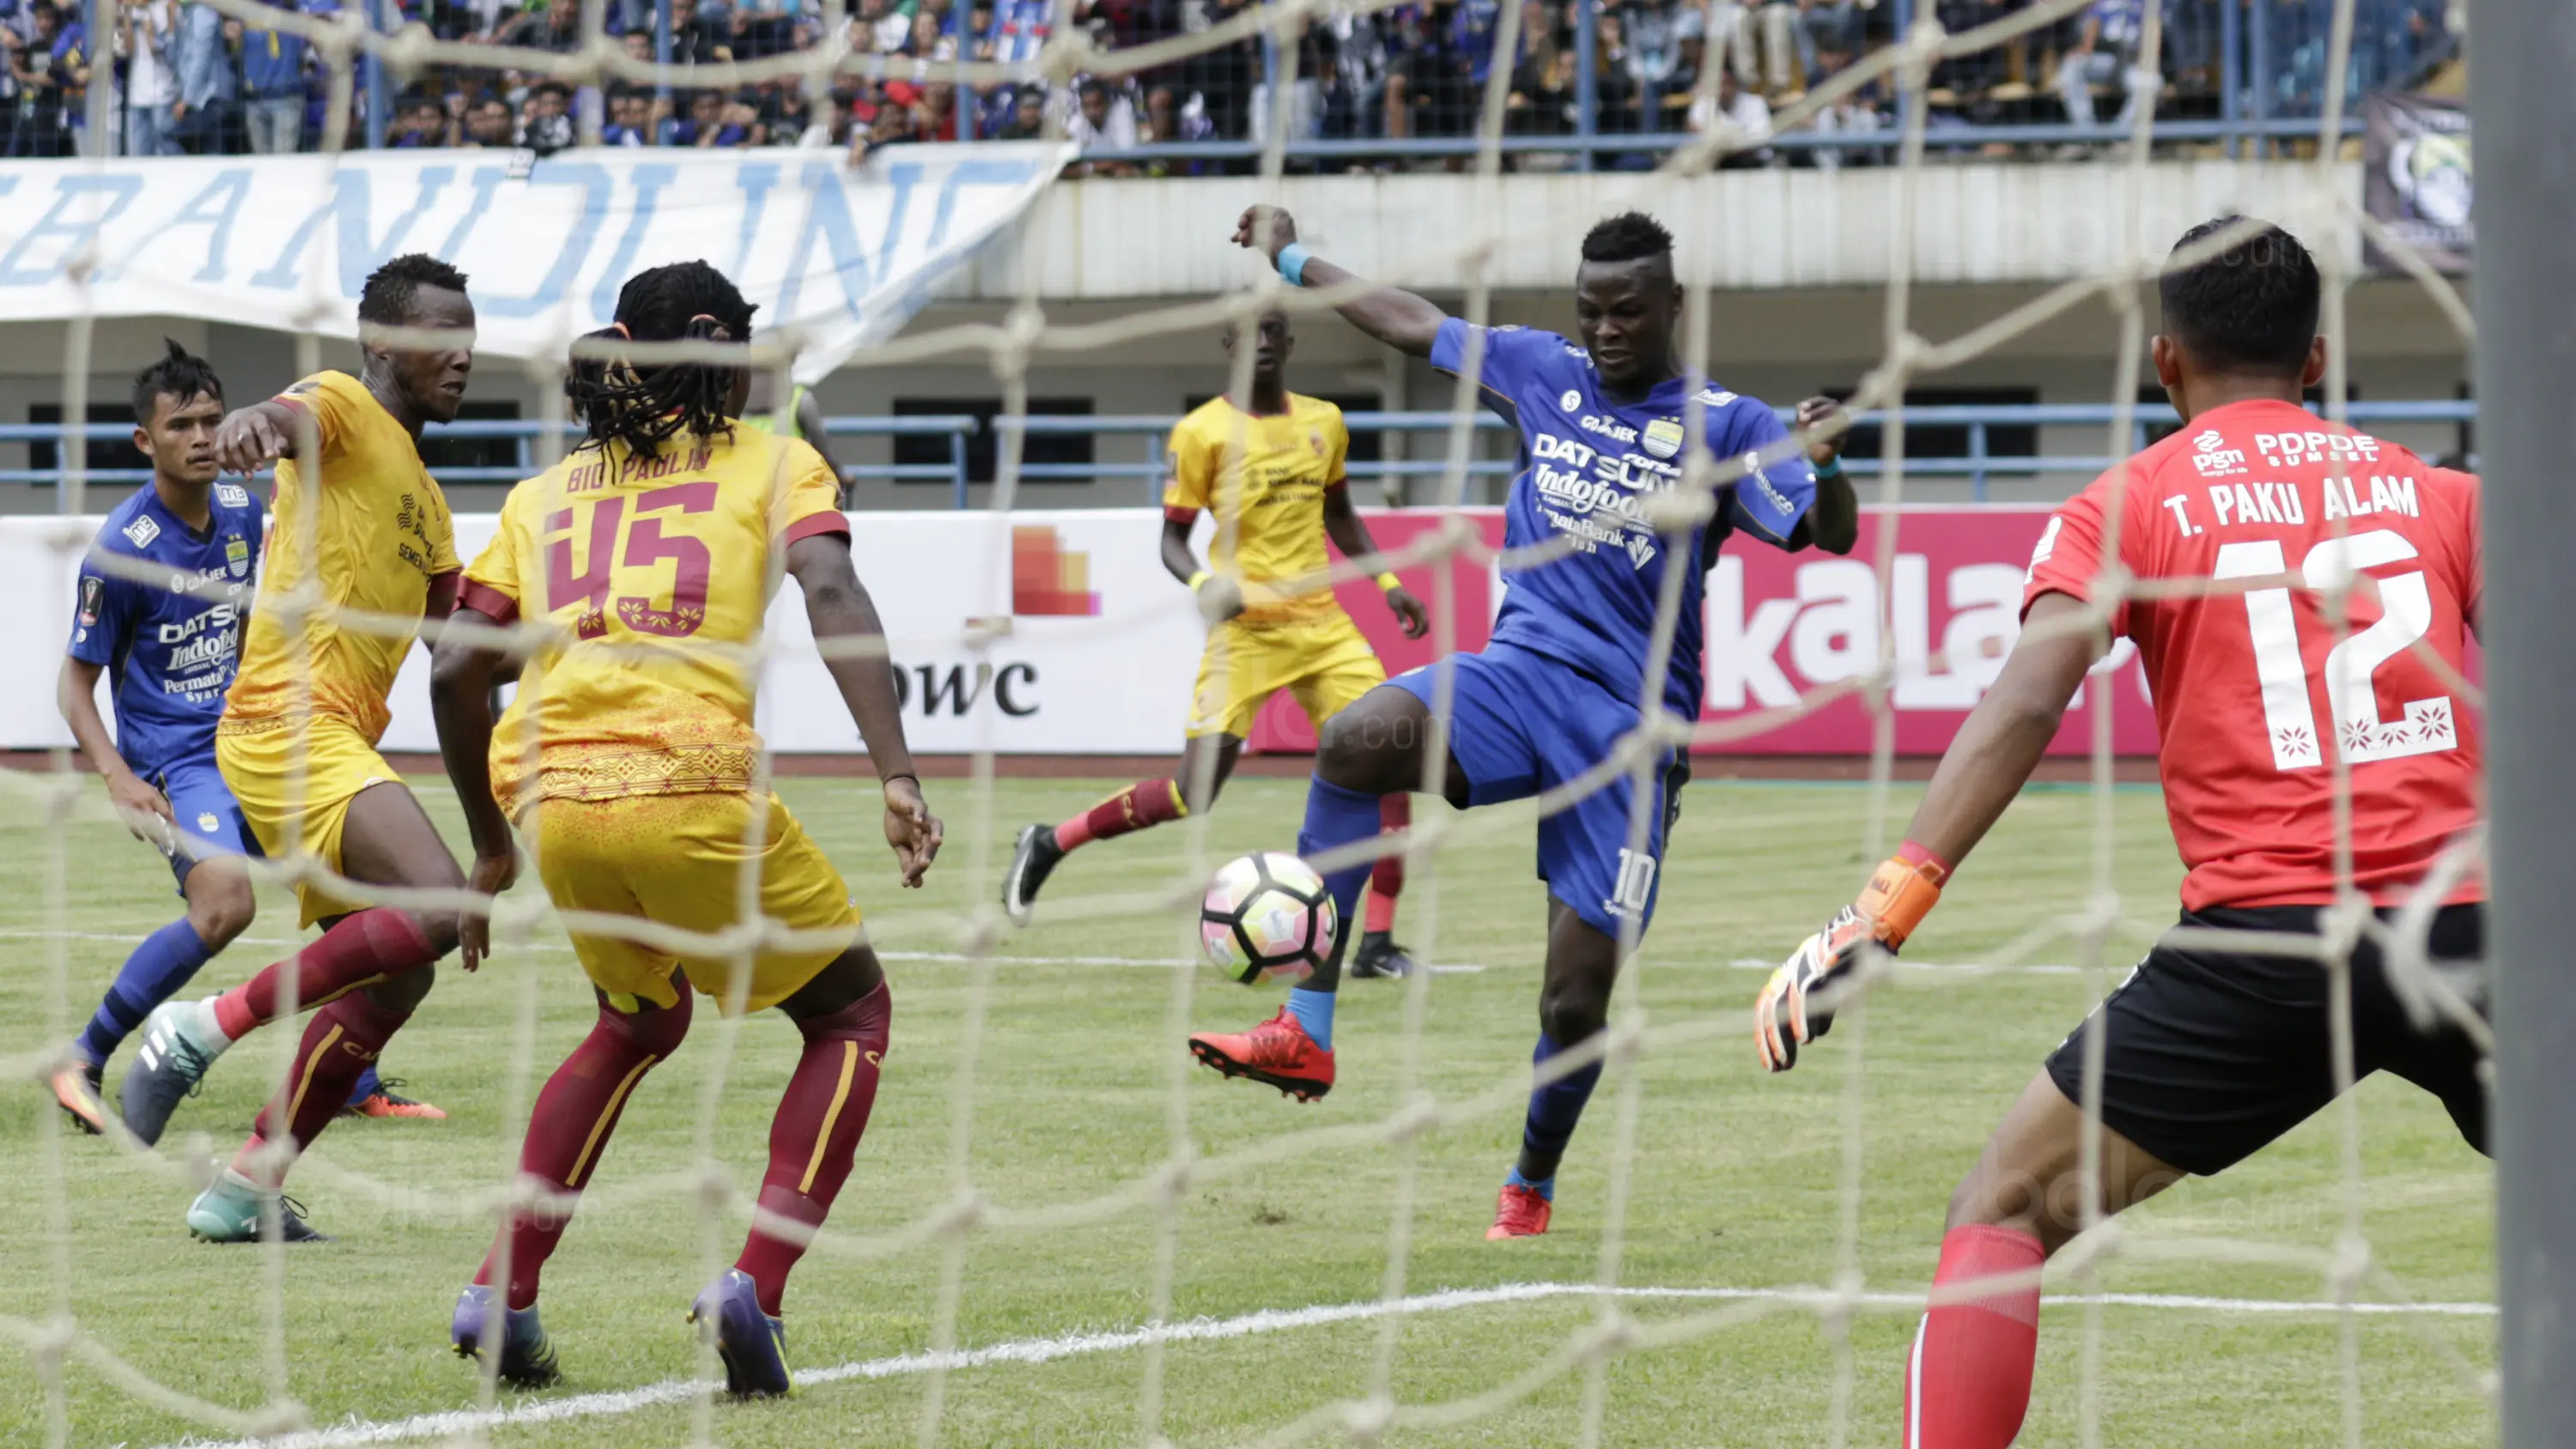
[51,342,439,1134]
[1189,209,1859,1241]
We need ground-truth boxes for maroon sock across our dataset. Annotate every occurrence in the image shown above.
[213,908,435,1040]
[1052,778,1185,851]
[1364,794,1408,934]
[477,994,690,1309]
[1904,1225,2044,1448]
[233,991,410,1186]
[735,982,890,1316]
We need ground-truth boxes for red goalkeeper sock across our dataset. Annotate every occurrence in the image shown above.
[477,994,690,1309]
[1904,1224,2044,1449]
[1364,794,1408,934]
[1052,778,1185,851]
[232,991,410,1186]
[735,981,890,1316]
[212,908,434,1041]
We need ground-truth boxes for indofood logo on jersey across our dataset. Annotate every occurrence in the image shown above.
[1528,431,1677,570]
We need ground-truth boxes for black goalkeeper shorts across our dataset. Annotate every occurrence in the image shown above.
[2042,903,2488,1178]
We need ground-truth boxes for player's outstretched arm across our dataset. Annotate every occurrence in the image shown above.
[787,533,944,887]
[1234,205,1448,360]
[57,655,173,839]
[1321,486,1429,638]
[211,399,304,476]
[428,608,523,970]
[1788,397,1860,555]
[1756,591,2102,1070]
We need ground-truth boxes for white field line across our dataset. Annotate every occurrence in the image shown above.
[7,927,2093,976]
[154,1280,2495,1449]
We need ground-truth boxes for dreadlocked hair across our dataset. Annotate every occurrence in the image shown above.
[568,259,761,460]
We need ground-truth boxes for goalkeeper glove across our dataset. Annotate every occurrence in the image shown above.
[1755,850,1947,1073]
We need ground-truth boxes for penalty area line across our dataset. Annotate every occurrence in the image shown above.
[155,1281,2495,1449]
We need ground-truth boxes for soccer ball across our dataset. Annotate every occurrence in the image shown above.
[1199,852,1338,985]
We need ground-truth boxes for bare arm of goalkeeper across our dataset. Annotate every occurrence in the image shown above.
[1754,591,2102,1070]
[1230,205,1447,359]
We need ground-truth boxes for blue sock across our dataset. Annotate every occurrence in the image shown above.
[1295,774,1380,978]
[1285,987,1335,1052]
[75,919,215,1067]
[345,1063,382,1108]
[1522,1032,1604,1163]
[1505,1165,1555,1200]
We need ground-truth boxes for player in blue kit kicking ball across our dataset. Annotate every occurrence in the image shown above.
[48,341,439,1138]
[1191,209,1859,1240]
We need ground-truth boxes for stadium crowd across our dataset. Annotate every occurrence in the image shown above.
[0,0,2452,162]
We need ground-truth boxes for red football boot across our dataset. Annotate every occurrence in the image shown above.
[1485,1182,1552,1240]
[1188,1006,1335,1101]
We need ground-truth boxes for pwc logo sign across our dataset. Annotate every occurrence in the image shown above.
[1012,526,1102,617]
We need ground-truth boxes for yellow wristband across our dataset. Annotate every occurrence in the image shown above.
[1188,570,1211,591]
[1375,572,1401,591]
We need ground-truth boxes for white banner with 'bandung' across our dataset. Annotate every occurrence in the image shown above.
[0,143,1069,383]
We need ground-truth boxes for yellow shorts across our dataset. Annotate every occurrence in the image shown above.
[216,717,406,927]
[527,791,861,1016]
[1188,610,1387,740]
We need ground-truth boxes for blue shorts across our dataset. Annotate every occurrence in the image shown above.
[1387,642,1686,938]
[145,754,262,893]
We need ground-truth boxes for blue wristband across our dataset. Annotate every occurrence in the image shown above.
[1813,454,1844,480]
[1276,242,1312,287]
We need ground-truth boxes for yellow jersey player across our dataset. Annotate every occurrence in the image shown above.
[430,261,942,1397]
[1000,311,1431,979]
[118,254,481,1246]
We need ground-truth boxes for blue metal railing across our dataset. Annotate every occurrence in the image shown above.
[4,399,2477,506]
[308,0,2449,163]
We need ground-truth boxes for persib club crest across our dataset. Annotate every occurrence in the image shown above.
[197,812,219,834]
[1642,418,1685,459]
[225,537,250,576]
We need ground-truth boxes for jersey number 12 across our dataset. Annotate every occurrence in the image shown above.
[2213,527,2458,772]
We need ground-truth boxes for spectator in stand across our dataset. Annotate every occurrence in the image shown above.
[760,77,821,143]
[44,0,92,155]
[386,88,448,143]
[1061,74,1137,164]
[499,0,585,52]
[2058,0,2146,131]
[1690,63,1773,163]
[600,82,650,142]
[458,87,514,142]
[239,2,308,152]
[171,0,240,152]
[847,87,914,161]
[1508,0,1576,140]
[518,75,574,149]
[1618,0,1703,134]
[853,0,910,52]
[121,0,179,155]
[1181,0,1256,140]
[5,1,70,157]
[730,0,797,59]
[993,82,1044,137]
[1795,0,1865,87]
[1316,4,1394,141]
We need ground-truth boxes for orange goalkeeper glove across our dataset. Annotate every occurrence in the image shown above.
[1754,850,1948,1073]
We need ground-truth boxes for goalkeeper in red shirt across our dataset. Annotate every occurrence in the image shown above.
[1754,217,2488,1447]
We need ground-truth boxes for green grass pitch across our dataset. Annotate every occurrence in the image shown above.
[0,771,2495,1446]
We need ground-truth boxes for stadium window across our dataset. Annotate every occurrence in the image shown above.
[416,400,524,475]
[892,397,1094,483]
[1831,387,2039,468]
[28,403,149,476]
[1179,392,1385,470]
